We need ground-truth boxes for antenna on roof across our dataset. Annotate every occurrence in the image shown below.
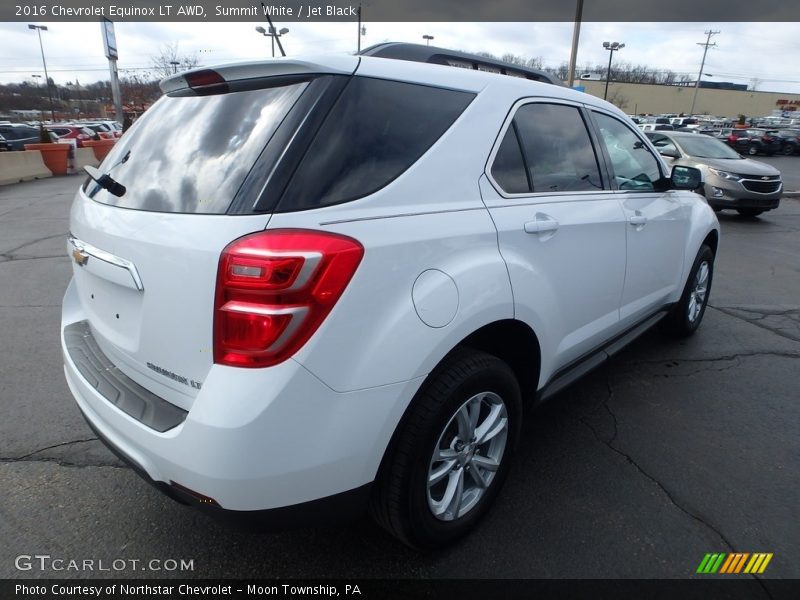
[261,3,286,57]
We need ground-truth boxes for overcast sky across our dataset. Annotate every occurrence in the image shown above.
[1,21,798,93]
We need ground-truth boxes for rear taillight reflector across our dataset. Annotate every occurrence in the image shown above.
[214,229,364,368]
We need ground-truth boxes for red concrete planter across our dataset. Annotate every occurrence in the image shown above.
[23,143,70,176]
[83,138,117,162]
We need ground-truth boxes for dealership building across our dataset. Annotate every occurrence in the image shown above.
[578,80,800,118]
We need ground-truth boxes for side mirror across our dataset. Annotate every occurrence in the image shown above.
[670,165,703,190]
[659,149,680,159]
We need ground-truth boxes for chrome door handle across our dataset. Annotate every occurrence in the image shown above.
[629,214,648,226]
[524,216,560,234]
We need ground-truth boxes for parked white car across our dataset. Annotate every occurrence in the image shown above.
[62,46,719,548]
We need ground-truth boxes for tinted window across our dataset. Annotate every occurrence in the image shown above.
[593,112,664,191]
[513,103,602,193]
[1,126,37,140]
[677,135,742,159]
[87,80,309,214]
[491,125,529,194]
[276,77,474,212]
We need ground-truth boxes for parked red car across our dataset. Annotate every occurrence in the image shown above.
[81,122,122,139]
[46,124,96,148]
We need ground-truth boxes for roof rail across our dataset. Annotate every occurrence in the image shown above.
[360,42,564,87]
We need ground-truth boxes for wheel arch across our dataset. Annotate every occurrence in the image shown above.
[703,228,719,256]
[372,319,541,484]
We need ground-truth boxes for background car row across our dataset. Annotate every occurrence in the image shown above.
[635,121,800,156]
[0,121,121,150]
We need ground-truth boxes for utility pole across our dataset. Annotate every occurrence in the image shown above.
[566,0,584,88]
[689,29,720,116]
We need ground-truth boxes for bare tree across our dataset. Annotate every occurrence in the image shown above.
[546,61,570,81]
[472,51,545,70]
[120,73,161,112]
[464,49,705,86]
[606,89,629,110]
[151,43,199,79]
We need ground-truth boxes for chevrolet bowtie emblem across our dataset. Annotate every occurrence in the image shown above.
[72,248,89,267]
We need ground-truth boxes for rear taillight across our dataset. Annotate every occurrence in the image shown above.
[214,229,364,368]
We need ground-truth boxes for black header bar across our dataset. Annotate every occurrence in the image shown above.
[4,0,800,22]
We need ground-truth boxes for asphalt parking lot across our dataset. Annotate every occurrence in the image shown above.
[0,167,798,585]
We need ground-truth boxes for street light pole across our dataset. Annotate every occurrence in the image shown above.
[255,26,289,58]
[602,41,625,101]
[28,24,55,122]
[422,34,434,46]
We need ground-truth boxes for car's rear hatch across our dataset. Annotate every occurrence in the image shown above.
[67,56,358,411]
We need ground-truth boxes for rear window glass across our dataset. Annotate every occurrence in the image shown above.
[86,81,309,214]
[275,77,474,212]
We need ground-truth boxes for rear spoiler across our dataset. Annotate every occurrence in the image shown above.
[160,55,360,94]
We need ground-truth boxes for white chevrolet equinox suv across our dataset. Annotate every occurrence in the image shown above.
[62,44,719,549]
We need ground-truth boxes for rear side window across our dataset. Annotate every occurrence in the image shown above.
[491,126,530,194]
[86,80,309,214]
[489,102,603,195]
[275,77,474,212]
[513,103,602,193]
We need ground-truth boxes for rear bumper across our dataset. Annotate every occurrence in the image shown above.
[62,279,420,515]
[77,405,371,530]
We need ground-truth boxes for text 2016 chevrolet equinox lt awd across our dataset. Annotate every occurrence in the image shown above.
[62,46,719,549]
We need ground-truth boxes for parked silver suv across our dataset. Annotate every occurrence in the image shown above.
[647,131,782,217]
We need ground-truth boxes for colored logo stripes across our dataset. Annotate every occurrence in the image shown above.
[697,553,773,574]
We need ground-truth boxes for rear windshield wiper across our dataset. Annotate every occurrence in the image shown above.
[84,165,126,197]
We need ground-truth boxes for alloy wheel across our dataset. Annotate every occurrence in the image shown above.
[687,261,710,323]
[427,392,508,521]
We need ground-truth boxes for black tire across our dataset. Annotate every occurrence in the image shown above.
[782,144,795,156]
[747,145,758,156]
[737,208,765,218]
[370,348,522,549]
[660,244,714,338]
